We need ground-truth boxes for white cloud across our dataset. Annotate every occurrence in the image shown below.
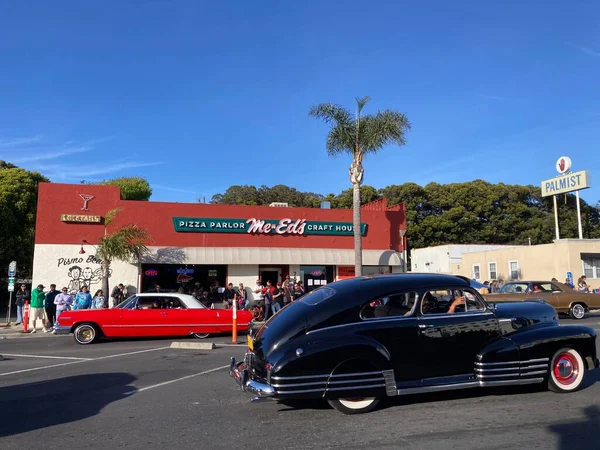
[575,45,600,57]
[12,146,92,163]
[0,136,42,148]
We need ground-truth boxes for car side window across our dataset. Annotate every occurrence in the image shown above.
[421,288,486,315]
[137,297,163,309]
[164,297,185,309]
[360,291,418,319]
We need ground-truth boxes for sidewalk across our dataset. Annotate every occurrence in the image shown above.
[0,323,60,338]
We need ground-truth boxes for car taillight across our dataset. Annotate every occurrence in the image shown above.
[265,363,272,372]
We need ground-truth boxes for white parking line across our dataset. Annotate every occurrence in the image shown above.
[0,346,171,377]
[124,364,229,395]
[0,360,85,377]
[1,353,92,361]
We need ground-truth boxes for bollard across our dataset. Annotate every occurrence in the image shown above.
[23,301,30,333]
[232,299,237,343]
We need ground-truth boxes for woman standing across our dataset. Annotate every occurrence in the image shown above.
[92,289,106,309]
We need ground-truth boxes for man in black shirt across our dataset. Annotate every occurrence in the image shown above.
[224,283,236,308]
[272,282,284,313]
[44,284,59,332]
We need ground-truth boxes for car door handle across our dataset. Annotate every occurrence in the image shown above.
[160,312,167,316]
[418,324,434,329]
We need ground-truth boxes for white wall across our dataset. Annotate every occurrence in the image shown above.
[32,244,138,295]
[411,244,516,274]
[226,264,259,302]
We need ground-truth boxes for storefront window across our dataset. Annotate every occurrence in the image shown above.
[300,265,334,292]
[141,264,227,293]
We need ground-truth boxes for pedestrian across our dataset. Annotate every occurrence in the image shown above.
[92,289,106,309]
[15,284,29,325]
[262,281,275,321]
[29,284,46,333]
[224,283,236,308]
[237,283,247,310]
[53,287,73,334]
[272,282,284,314]
[44,284,59,332]
[73,286,92,310]
[111,283,124,308]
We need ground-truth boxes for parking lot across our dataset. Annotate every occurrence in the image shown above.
[1,316,600,450]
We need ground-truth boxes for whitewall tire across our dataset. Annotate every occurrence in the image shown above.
[327,397,379,415]
[568,304,586,320]
[548,348,586,393]
[193,333,210,339]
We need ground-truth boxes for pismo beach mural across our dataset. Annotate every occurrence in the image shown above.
[57,254,112,292]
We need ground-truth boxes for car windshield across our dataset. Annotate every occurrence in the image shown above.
[115,295,138,309]
[499,283,529,293]
[296,286,335,306]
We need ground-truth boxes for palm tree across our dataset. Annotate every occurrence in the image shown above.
[309,96,411,276]
[96,208,150,297]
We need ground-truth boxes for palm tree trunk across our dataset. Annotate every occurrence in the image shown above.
[352,182,363,277]
[101,259,110,300]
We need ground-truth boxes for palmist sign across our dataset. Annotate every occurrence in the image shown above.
[172,217,367,236]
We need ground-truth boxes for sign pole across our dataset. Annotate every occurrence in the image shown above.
[553,195,560,240]
[6,292,12,323]
[575,190,583,239]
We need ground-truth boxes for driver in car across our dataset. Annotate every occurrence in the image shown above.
[421,291,466,314]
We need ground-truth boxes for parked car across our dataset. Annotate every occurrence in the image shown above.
[55,293,253,344]
[489,280,600,319]
[229,274,598,414]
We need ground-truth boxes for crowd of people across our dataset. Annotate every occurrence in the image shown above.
[167,276,306,320]
[14,283,112,334]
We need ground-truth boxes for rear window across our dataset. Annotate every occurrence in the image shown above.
[297,286,335,305]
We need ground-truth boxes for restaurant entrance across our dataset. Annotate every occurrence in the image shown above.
[141,264,227,293]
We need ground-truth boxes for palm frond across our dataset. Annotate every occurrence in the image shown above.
[360,110,412,154]
[104,208,122,227]
[96,224,150,263]
[355,96,371,115]
[309,103,356,156]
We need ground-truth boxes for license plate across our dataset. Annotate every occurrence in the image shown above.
[247,334,254,350]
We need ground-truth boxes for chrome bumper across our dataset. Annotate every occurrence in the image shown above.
[53,325,71,335]
[229,357,275,397]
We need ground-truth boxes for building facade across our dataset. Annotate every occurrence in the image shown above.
[33,183,407,297]
[410,244,515,275]
[451,239,600,290]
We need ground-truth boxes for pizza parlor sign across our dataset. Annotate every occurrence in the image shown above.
[172,217,367,236]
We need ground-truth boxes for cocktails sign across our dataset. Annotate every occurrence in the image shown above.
[172,217,367,236]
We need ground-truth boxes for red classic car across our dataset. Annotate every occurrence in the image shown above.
[54,293,253,344]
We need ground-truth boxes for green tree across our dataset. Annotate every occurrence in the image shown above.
[0,166,49,276]
[309,96,411,275]
[210,185,260,205]
[96,177,152,200]
[96,209,151,297]
[333,185,380,209]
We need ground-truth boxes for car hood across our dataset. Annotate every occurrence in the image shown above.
[489,300,558,333]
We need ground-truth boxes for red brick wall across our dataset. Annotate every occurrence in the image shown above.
[35,183,406,251]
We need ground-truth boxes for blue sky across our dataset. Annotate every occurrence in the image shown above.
[0,1,599,206]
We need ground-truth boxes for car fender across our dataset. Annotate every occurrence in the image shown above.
[507,324,597,369]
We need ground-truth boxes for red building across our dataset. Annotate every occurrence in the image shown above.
[33,183,407,296]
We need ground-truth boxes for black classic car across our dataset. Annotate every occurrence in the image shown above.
[229,274,599,414]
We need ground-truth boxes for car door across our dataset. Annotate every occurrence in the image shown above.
[530,282,567,312]
[359,291,422,386]
[417,287,501,383]
[117,296,173,337]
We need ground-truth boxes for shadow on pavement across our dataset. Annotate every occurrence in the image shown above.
[0,372,136,437]
[548,405,600,450]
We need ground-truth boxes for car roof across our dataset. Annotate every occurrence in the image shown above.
[331,273,470,293]
[136,293,206,309]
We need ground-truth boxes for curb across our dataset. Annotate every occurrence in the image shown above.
[170,342,216,350]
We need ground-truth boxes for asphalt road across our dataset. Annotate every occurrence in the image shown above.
[0,315,599,450]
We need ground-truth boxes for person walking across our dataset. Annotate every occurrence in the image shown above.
[53,287,73,334]
[29,284,46,333]
[44,284,59,332]
[110,283,124,308]
[15,284,29,325]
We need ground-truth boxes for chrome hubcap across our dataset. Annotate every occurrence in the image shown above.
[573,305,584,318]
[557,358,573,378]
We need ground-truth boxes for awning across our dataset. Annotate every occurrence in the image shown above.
[143,246,403,266]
